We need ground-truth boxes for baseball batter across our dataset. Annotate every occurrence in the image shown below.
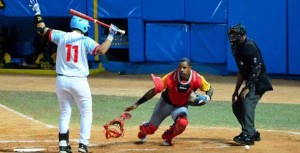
[29,0,119,153]
[125,58,213,146]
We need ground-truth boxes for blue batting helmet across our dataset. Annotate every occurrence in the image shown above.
[70,16,90,34]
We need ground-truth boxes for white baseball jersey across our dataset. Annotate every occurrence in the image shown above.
[49,30,99,77]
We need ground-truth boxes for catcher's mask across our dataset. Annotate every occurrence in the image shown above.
[228,24,246,45]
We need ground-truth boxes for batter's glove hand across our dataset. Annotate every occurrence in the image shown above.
[103,112,132,139]
[29,0,41,15]
[109,24,119,35]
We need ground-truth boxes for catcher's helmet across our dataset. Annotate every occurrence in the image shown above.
[228,24,247,45]
[70,16,89,34]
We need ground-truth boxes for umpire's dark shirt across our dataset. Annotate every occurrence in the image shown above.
[231,38,273,95]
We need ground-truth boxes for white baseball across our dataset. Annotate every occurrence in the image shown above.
[244,145,250,150]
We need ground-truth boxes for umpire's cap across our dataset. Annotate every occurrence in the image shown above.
[228,23,247,36]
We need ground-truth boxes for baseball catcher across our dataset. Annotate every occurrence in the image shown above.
[124,58,213,146]
[103,112,132,139]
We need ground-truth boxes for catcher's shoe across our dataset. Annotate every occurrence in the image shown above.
[137,132,147,142]
[162,139,173,146]
[59,145,72,153]
[161,125,176,146]
[78,143,88,153]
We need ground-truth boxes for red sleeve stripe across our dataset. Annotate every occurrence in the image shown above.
[48,29,53,42]
[92,44,100,55]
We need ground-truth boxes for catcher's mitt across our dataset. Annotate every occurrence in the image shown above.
[103,112,132,139]
[188,91,210,106]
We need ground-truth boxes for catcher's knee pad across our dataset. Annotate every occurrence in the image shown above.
[139,122,158,135]
[174,116,188,133]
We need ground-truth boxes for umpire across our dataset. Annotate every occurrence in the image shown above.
[228,24,273,145]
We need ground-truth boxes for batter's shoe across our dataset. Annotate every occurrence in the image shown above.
[59,145,72,153]
[254,131,261,141]
[138,131,147,142]
[233,133,254,145]
[78,143,88,153]
[59,131,71,153]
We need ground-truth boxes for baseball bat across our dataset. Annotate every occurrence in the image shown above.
[69,9,126,35]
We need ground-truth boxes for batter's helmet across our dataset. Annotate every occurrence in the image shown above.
[70,16,89,34]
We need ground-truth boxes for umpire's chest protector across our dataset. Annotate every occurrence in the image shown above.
[166,70,202,106]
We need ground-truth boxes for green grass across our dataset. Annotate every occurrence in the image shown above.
[0,91,299,132]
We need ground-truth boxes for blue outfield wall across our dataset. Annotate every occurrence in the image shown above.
[97,0,141,18]
[142,0,184,21]
[288,0,300,75]
[185,0,228,23]
[190,24,227,63]
[2,0,87,17]
[227,0,287,75]
[145,23,190,62]
[128,19,144,62]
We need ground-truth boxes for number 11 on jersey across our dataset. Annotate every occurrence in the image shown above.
[66,44,79,63]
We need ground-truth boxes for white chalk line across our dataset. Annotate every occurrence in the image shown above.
[186,140,229,149]
[119,148,157,152]
[188,126,300,136]
[0,103,56,129]
[0,139,77,143]
[14,148,46,152]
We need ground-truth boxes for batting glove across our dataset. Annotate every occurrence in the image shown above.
[29,0,41,15]
[109,24,119,36]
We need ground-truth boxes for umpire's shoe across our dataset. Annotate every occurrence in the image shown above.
[254,131,261,141]
[78,143,88,153]
[233,133,254,145]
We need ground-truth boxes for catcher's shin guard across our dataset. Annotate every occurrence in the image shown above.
[138,122,158,141]
[162,116,189,140]
[139,122,158,135]
[59,130,72,153]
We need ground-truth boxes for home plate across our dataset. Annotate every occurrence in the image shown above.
[13,148,45,152]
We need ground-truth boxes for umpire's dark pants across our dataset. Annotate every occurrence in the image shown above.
[232,85,262,137]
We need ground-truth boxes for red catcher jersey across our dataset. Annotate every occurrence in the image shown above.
[161,70,211,106]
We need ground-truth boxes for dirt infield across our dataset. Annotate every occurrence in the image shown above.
[0,72,299,153]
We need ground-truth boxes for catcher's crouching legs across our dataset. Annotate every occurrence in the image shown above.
[59,130,72,153]
[138,122,158,142]
[162,116,189,146]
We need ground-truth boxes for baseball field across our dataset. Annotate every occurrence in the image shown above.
[0,72,299,153]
